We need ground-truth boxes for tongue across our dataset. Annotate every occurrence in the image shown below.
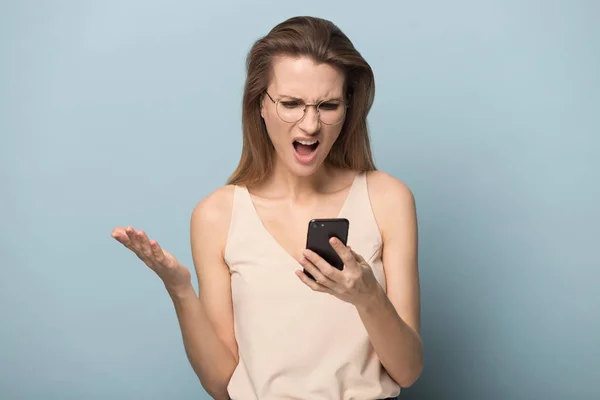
[296,143,314,156]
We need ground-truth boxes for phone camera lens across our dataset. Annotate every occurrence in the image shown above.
[312,222,319,229]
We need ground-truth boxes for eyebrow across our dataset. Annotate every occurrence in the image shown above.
[277,94,344,102]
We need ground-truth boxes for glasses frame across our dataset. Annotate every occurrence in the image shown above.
[264,91,349,126]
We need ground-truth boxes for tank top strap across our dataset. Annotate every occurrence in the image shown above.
[342,171,383,263]
[224,185,262,263]
[340,171,370,217]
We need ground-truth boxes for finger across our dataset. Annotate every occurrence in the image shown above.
[136,230,153,259]
[111,227,132,247]
[295,270,329,292]
[150,239,166,264]
[299,257,335,287]
[329,237,358,269]
[302,250,343,282]
[125,226,140,251]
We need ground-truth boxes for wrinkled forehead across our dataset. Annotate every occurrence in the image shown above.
[267,55,346,101]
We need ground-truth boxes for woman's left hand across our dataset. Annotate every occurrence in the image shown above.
[296,237,381,307]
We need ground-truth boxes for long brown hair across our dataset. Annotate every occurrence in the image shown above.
[227,16,376,186]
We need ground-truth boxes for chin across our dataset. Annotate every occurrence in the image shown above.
[292,164,321,177]
[280,153,326,177]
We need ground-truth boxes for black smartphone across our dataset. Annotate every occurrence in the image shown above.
[304,218,350,280]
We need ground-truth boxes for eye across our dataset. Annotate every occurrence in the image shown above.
[280,100,302,109]
[319,102,341,111]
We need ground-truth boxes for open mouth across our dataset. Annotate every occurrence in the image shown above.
[293,140,320,157]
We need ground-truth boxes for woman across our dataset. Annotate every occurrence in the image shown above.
[111,16,423,400]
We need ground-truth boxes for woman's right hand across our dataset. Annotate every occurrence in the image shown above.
[111,226,192,294]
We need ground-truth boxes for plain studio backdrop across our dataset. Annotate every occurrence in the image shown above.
[1,1,598,399]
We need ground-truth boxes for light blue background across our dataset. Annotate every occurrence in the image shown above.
[1,1,598,399]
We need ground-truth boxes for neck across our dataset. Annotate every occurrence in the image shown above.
[265,159,334,201]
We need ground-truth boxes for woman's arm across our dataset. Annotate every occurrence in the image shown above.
[111,187,237,399]
[356,171,423,387]
[169,283,236,400]
[175,186,239,399]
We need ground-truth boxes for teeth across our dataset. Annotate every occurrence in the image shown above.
[296,139,318,145]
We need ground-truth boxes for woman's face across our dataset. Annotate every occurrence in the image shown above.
[261,55,346,177]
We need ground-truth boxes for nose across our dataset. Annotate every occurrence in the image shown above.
[298,105,320,135]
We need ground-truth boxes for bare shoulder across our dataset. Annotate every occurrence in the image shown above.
[191,185,235,225]
[190,185,236,258]
[365,171,416,238]
[366,170,415,210]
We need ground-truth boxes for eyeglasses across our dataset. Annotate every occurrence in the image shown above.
[264,91,348,126]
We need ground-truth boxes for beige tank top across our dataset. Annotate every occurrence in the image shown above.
[224,172,401,400]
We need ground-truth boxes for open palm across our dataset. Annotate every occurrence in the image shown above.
[111,226,191,291]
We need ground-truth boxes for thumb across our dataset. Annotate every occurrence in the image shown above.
[349,248,365,263]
